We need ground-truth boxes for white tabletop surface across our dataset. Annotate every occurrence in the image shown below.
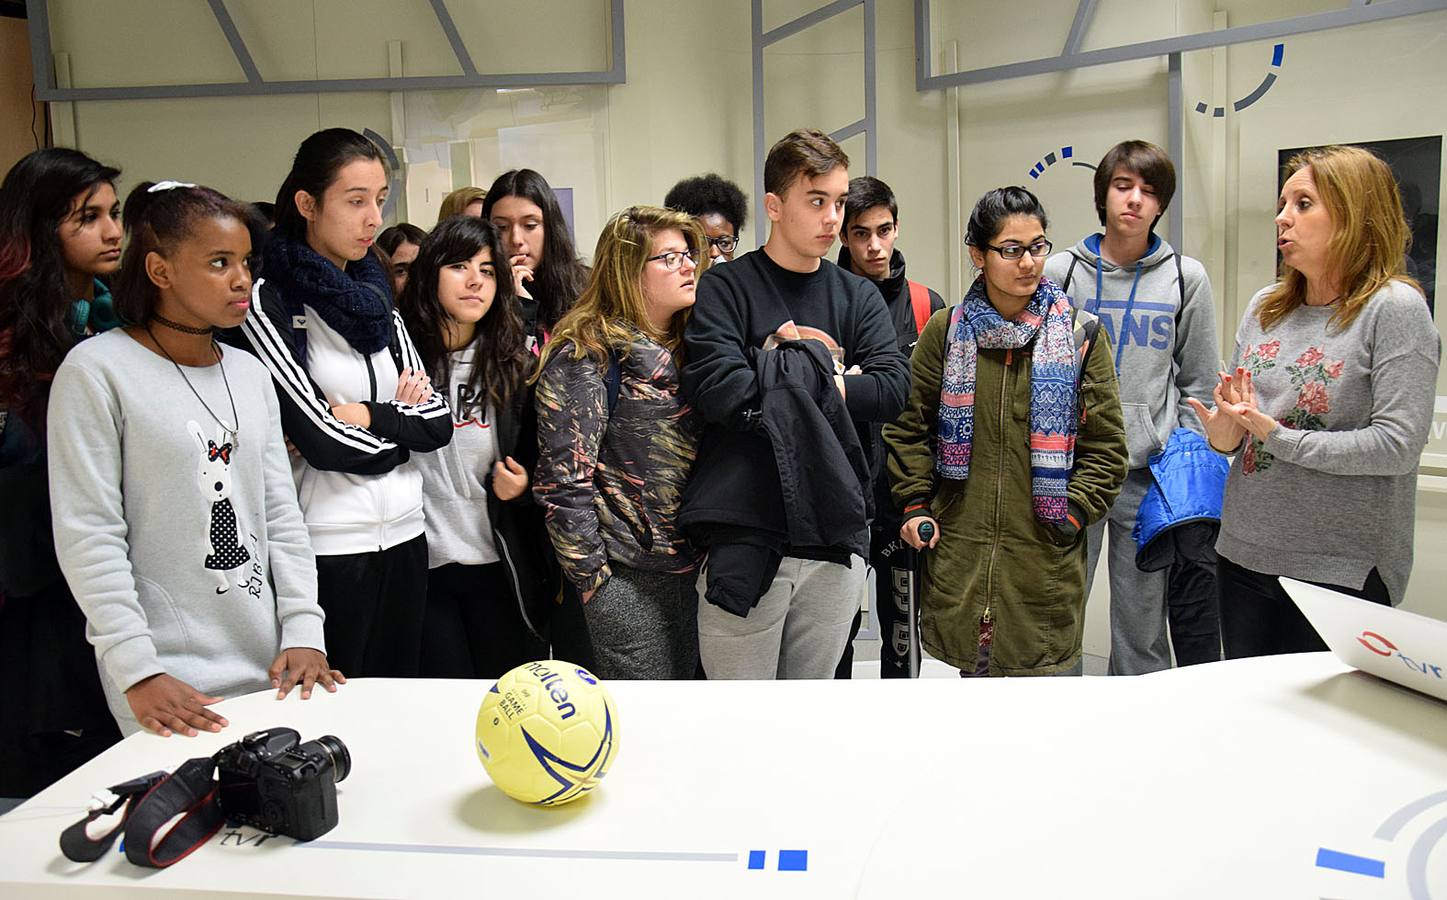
[2,653,1445,898]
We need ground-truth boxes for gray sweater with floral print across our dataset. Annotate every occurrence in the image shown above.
[1216,280,1439,603]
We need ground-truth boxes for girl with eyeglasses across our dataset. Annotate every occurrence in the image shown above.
[883,186,1128,677]
[663,173,748,264]
[532,206,706,679]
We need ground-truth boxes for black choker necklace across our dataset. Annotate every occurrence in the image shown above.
[151,313,214,335]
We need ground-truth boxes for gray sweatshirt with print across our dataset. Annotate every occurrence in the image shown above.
[1044,233,1219,469]
[1216,281,1439,603]
[49,331,325,733]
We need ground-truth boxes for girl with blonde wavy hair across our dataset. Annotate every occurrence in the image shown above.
[1191,145,1440,657]
[533,205,707,678]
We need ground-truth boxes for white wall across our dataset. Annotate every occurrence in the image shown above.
[36,0,1447,649]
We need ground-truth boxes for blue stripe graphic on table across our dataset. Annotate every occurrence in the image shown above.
[298,839,811,873]
[1315,847,1385,878]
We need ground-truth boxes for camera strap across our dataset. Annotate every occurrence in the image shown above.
[59,757,227,868]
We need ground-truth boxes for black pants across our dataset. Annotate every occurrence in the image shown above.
[317,534,428,678]
[422,562,548,679]
[1218,554,1390,659]
[835,527,918,679]
[0,580,121,797]
[1166,558,1222,667]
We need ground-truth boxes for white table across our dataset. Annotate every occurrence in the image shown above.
[2,653,1444,898]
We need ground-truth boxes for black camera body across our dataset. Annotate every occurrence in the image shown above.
[214,727,350,842]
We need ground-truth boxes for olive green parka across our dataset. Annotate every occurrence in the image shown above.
[883,305,1128,675]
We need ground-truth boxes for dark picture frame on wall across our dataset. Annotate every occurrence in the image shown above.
[1278,135,1441,313]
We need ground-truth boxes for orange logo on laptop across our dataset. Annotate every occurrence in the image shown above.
[1357,631,1397,656]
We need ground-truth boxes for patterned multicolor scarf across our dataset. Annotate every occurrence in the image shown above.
[936,276,1079,524]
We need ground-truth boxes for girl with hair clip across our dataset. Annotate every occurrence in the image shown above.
[398,216,556,677]
[1191,146,1440,657]
[226,128,452,679]
[483,169,590,351]
[0,148,123,794]
[884,187,1128,677]
[533,206,705,679]
[49,181,341,738]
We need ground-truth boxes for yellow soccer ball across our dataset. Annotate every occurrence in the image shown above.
[474,661,620,806]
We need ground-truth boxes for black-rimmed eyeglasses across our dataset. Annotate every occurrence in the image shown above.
[985,240,1052,260]
[706,234,739,254]
[645,249,699,271]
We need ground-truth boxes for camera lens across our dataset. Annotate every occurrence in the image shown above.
[306,735,351,783]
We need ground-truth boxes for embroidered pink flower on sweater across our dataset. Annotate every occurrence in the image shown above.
[1259,340,1281,360]
[1295,346,1324,366]
[1298,381,1330,415]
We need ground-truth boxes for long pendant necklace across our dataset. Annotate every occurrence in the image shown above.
[145,322,241,450]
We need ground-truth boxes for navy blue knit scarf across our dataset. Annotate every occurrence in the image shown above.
[263,235,393,355]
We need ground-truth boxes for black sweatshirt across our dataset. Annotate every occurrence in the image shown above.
[682,248,910,429]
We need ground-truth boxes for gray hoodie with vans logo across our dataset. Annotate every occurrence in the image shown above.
[1043,233,1218,469]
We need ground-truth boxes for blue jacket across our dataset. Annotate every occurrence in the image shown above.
[1134,428,1229,571]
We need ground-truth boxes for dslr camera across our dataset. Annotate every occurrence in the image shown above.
[214,727,351,841]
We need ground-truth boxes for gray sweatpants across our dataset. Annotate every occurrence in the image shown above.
[696,555,865,679]
[582,562,699,680]
[1085,466,1170,675]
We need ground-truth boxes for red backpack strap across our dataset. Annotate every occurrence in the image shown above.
[907,280,930,335]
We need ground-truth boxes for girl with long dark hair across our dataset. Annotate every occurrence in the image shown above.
[0,148,124,795]
[227,128,452,678]
[50,181,340,738]
[398,216,555,677]
[483,168,589,349]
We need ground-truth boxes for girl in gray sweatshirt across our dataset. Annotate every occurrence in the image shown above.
[49,182,340,737]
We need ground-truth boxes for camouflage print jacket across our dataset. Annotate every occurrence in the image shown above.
[533,333,701,593]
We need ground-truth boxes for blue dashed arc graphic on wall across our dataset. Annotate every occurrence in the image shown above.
[1196,43,1284,117]
[1027,146,1097,180]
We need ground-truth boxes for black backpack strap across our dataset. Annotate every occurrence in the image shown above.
[604,350,622,417]
[1062,255,1079,298]
[1175,250,1186,324]
[1072,305,1102,396]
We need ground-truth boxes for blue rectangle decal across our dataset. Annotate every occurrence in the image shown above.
[778,849,808,872]
[1315,848,1385,878]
